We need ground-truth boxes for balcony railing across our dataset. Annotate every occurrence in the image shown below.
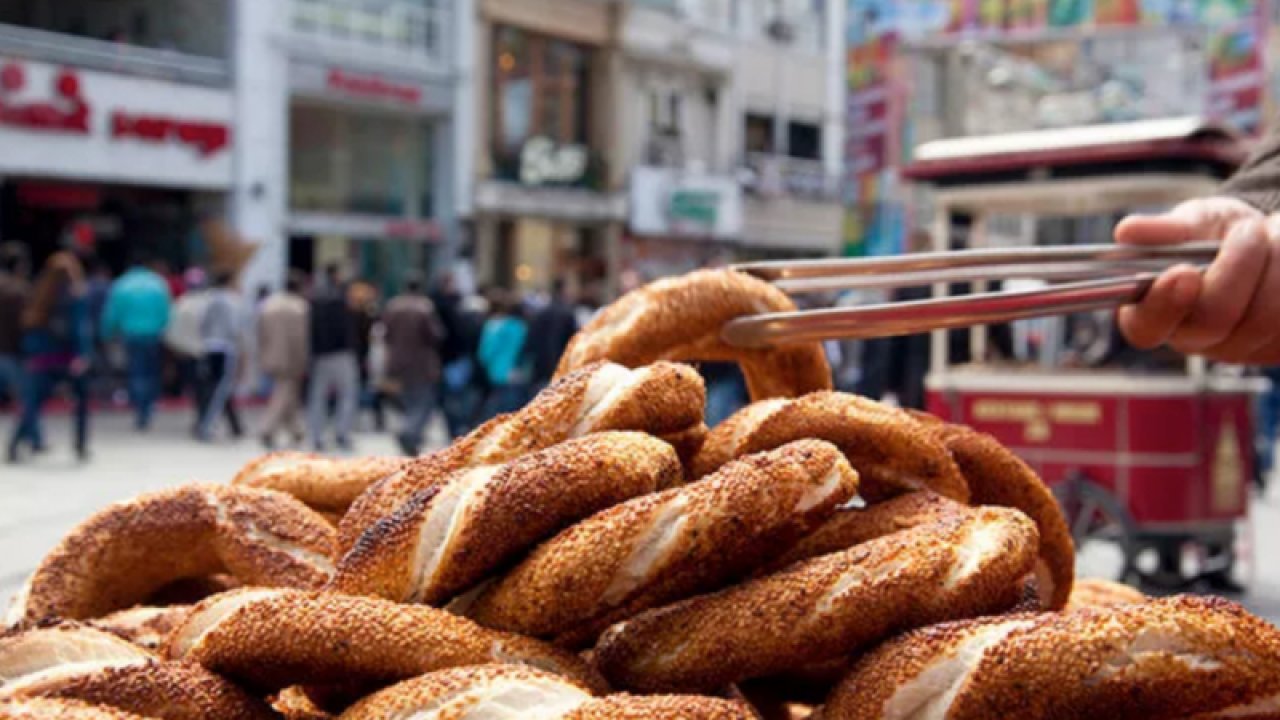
[0,23,229,87]
[740,152,839,201]
[291,0,451,67]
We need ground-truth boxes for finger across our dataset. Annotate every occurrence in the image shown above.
[1117,265,1201,349]
[1114,215,1201,246]
[1167,219,1269,353]
[1200,220,1280,362]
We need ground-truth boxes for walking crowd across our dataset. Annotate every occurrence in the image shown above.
[0,239,598,463]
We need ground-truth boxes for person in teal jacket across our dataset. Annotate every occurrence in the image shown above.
[476,292,528,420]
[102,256,172,430]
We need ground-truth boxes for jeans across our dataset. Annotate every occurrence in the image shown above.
[123,337,162,429]
[308,351,359,447]
[10,365,89,455]
[0,353,21,408]
[397,381,438,454]
[705,375,747,427]
[197,350,242,439]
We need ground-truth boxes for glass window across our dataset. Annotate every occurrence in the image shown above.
[492,25,591,155]
[744,113,774,153]
[787,121,821,160]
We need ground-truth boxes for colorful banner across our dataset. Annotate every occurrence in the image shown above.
[1205,1,1267,134]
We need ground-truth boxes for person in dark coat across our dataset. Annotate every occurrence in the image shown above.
[524,279,579,393]
[383,272,445,455]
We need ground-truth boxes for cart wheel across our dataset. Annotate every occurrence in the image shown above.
[1055,476,1139,584]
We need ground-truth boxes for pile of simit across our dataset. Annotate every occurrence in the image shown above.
[4,270,1278,720]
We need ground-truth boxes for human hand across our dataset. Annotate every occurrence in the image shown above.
[1113,196,1280,364]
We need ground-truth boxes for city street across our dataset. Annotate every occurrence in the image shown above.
[3,407,1280,624]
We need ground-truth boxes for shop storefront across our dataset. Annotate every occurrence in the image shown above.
[286,59,453,297]
[472,2,625,296]
[624,165,742,279]
[0,57,232,272]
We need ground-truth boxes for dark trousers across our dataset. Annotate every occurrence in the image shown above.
[10,365,89,454]
[123,337,162,429]
[197,351,241,438]
[397,381,437,454]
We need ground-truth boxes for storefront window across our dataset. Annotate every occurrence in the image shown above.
[492,25,594,185]
[289,103,433,217]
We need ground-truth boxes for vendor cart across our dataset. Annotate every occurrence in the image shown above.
[902,117,1264,591]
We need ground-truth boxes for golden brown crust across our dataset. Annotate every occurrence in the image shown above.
[165,589,607,695]
[0,698,154,720]
[759,492,971,575]
[824,595,1280,720]
[0,623,272,720]
[555,269,832,402]
[1066,577,1147,610]
[330,432,682,604]
[270,687,333,720]
[336,664,593,719]
[564,695,759,719]
[693,393,969,503]
[467,440,859,647]
[232,453,406,514]
[9,485,336,623]
[337,361,705,550]
[90,607,192,651]
[912,416,1074,610]
[593,508,1038,693]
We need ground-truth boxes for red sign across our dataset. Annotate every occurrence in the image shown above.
[326,69,422,106]
[110,111,230,156]
[0,60,89,135]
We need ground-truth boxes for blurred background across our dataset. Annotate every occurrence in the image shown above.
[1,0,1279,616]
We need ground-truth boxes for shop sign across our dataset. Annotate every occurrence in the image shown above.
[519,136,589,185]
[629,166,742,239]
[326,69,423,106]
[0,59,233,188]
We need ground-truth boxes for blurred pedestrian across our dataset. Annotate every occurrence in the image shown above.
[477,291,528,420]
[308,263,360,452]
[383,272,445,455]
[432,273,484,439]
[195,270,244,442]
[257,271,309,449]
[348,280,385,432]
[525,278,578,395]
[101,252,172,430]
[165,269,211,433]
[0,244,29,411]
[8,250,92,463]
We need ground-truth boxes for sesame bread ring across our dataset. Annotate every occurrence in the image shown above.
[691,392,969,503]
[232,453,406,515]
[0,623,272,720]
[555,269,832,402]
[758,491,971,576]
[0,698,153,720]
[563,695,758,719]
[331,432,682,605]
[910,414,1074,610]
[467,440,859,646]
[7,485,336,625]
[165,589,607,695]
[271,687,334,720]
[593,508,1038,693]
[90,607,192,651]
[338,361,705,550]
[823,595,1280,720]
[1066,577,1147,610]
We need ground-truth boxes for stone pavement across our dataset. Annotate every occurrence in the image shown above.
[2,408,1279,625]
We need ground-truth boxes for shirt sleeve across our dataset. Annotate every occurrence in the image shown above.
[1221,126,1280,212]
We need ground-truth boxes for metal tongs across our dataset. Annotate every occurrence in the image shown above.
[724,242,1220,349]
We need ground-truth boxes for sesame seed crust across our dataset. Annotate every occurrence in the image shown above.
[232,453,407,514]
[911,413,1075,610]
[10,485,336,624]
[467,440,859,647]
[692,392,970,503]
[165,589,608,695]
[90,607,193,651]
[330,431,682,605]
[554,269,832,402]
[593,508,1038,693]
[337,361,706,550]
[1066,578,1148,610]
[563,694,759,719]
[336,663,593,718]
[0,698,154,720]
[825,595,1280,720]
